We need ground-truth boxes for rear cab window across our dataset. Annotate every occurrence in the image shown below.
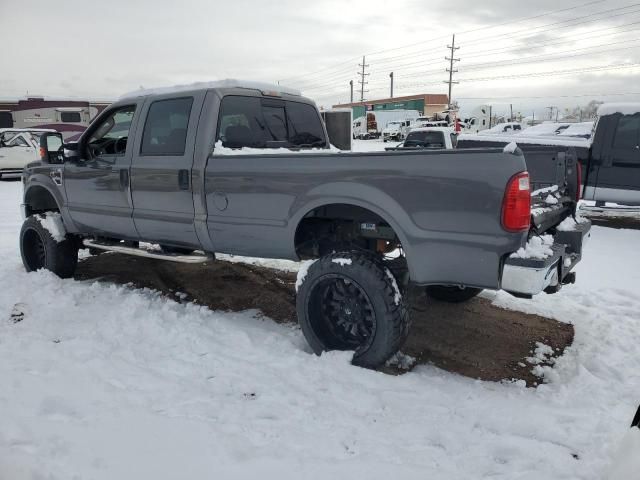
[216,96,326,150]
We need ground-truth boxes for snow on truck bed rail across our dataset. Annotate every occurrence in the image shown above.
[458,132,591,148]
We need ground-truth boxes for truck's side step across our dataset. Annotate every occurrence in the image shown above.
[83,239,214,264]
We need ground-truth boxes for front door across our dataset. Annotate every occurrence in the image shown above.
[594,113,640,204]
[64,104,140,239]
[128,94,203,247]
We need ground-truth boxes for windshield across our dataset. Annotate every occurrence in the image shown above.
[403,131,446,148]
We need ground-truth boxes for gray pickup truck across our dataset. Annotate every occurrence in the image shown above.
[21,80,590,368]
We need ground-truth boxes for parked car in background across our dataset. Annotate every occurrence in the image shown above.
[389,127,457,149]
[382,120,412,142]
[457,103,640,206]
[0,128,57,179]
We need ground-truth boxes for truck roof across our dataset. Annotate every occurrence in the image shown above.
[119,79,301,100]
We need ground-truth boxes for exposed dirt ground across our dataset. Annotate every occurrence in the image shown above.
[75,253,574,386]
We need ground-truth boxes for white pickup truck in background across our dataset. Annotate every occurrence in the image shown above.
[0,128,57,179]
[390,126,458,149]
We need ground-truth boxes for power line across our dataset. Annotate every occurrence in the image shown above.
[279,0,618,85]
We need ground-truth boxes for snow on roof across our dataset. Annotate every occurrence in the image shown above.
[458,132,591,148]
[119,79,301,100]
[597,103,640,117]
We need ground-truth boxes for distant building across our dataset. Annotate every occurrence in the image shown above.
[333,93,449,119]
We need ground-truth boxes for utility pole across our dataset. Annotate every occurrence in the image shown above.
[444,34,460,109]
[357,56,369,102]
[389,72,394,98]
[532,111,535,125]
[510,104,513,122]
[489,105,493,128]
[349,80,354,103]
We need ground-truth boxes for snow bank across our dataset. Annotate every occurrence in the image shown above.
[510,235,554,260]
[36,212,66,242]
[607,427,640,480]
[120,79,301,99]
[597,102,640,117]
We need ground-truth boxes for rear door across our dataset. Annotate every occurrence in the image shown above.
[594,113,640,204]
[129,93,204,246]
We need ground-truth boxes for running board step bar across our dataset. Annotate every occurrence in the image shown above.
[83,239,213,264]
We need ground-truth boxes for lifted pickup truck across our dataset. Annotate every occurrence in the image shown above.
[20,80,590,368]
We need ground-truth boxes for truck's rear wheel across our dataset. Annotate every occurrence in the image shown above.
[296,252,410,368]
[426,285,482,303]
[20,215,78,278]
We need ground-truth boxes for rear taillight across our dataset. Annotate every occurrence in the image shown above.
[502,171,531,232]
[575,161,583,202]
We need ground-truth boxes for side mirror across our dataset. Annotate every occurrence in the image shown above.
[39,132,64,163]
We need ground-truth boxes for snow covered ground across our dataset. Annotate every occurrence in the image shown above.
[1,176,639,479]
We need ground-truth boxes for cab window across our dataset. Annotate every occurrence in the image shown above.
[217,96,326,149]
[140,97,193,156]
[612,115,640,149]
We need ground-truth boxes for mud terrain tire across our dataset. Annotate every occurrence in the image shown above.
[296,251,410,368]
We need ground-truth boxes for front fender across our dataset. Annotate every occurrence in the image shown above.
[23,166,80,233]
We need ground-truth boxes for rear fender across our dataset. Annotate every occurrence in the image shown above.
[289,182,416,275]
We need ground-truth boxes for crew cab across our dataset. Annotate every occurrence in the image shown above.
[20,80,590,369]
[457,103,640,206]
[0,128,57,179]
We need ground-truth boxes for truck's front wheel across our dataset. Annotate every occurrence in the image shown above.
[20,215,78,278]
[296,252,410,368]
[426,285,482,303]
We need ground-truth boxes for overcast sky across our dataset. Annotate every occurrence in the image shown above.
[1,0,639,117]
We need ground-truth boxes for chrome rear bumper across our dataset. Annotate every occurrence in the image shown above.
[501,219,591,297]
